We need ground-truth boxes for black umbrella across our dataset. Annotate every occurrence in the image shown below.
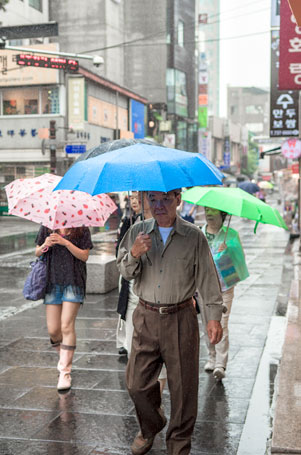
[238,181,260,194]
[74,138,162,164]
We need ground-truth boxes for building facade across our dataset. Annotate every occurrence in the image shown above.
[227,86,270,137]
[49,0,198,151]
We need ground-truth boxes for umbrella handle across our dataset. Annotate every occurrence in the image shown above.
[254,215,262,234]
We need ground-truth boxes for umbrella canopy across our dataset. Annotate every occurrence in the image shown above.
[182,186,288,231]
[74,138,161,164]
[5,174,117,230]
[55,143,224,194]
[238,181,260,194]
[258,181,274,189]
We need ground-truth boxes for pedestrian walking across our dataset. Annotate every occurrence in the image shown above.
[117,189,223,455]
[179,197,197,223]
[116,192,168,393]
[201,206,248,380]
[116,191,142,356]
[35,226,93,391]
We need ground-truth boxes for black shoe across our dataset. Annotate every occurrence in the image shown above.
[118,347,128,356]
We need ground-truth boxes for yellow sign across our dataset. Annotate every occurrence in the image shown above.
[0,44,59,87]
[68,77,85,131]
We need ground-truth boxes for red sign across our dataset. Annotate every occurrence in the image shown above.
[281,138,301,159]
[279,0,301,90]
[16,54,79,72]
[288,0,301,26]
[291,162,299,174]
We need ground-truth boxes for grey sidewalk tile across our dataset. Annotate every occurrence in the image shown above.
[32,413,139,448]
[0,439,95,455]
[75,319,118,330]
[76,340,119,355]
[0,409,60,439]
[0,384,31,407]
[0,367,58,387]
[192,421,243,454]
[75,328,116,340]
[12,387,134,416]
[0,348,81,368]
[74,353,127,372]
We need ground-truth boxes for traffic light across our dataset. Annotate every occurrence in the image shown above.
[49,120,56,139]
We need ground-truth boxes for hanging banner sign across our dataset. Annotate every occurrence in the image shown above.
[279,0,301,90]
[270,29,299,137]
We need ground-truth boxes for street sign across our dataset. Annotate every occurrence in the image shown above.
[16,54,79,72]
[65,144,86,154]
[281,138,301,159]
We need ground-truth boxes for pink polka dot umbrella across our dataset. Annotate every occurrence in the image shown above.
[5,173,117,230]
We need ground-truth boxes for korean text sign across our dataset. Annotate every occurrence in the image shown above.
[279,0,301,90]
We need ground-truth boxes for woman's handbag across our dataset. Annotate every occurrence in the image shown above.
[23,254,47,301]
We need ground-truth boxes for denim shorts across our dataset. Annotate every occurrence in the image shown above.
[44,285,84,305]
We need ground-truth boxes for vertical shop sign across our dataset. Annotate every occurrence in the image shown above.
[130,99,145,139]
[270,29,299,137]
[223,138,231,169]
[68,77,85,130]
[279,0,301,90]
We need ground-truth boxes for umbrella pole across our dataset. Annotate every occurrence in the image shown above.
[141,191,145,231]
[128,191,133,226]
[224,215,232,243]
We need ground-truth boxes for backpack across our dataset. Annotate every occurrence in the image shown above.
[23,255,47,301]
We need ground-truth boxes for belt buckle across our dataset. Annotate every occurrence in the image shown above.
[159,306,169,314]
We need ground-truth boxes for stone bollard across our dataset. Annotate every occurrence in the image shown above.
[86,255,119,294]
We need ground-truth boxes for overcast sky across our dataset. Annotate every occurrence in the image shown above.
[219,0,271,116]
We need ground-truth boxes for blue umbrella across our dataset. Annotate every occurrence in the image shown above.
[238,181,260,194]
[55,143,224,194]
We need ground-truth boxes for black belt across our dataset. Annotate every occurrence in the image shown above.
[139,298,193,314]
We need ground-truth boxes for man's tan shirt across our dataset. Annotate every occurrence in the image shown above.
[117,215,223,321]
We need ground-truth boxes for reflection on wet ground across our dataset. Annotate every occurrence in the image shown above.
[0,204,291,454]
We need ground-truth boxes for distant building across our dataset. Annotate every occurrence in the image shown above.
[227,86,270,136]
[0,0,147,184]
[49,0,198,151]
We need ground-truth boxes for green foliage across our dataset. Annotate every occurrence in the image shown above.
[241,132,259,177]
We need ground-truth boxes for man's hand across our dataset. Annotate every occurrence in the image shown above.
[207,320,223,345]
[131,232,152,258]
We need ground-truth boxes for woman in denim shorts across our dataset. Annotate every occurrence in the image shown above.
[35,226,93,391]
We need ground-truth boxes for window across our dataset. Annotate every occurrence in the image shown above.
[41,87,60,114]
[166,68,188,117]
[29,0,42,12]
[1,86,60,115]
[177,20,184,47]
[3,87,39,115]
[246,105,263,114]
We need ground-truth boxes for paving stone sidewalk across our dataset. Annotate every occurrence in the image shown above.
[0,215,290,454]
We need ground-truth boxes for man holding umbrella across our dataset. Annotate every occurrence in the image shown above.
[117,189,223,455]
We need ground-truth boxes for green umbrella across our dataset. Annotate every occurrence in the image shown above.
[182,187,288,232]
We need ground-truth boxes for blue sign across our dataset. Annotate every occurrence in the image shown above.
[65,144,86,154]
[130,99,145,139]
[223,152,231,168]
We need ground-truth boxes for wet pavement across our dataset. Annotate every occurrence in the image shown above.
[0,199,291,455]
